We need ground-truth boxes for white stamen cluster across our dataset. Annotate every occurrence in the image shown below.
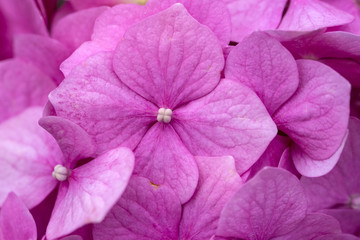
[157,108,173,123]
[52,164,71,181]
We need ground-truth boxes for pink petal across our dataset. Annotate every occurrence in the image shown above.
[300,117,360,210]
[223,0,287,42]
[0,107,63,208]
[46,147,134,240]
[217,167,307,239]
[278,0,354,31]
[179,156,243,239]
[0,0,47,59]
[92,176,182,240]
[113,3,224,109]
[225,32,299,115]
[293,131,347,177]
[319,58,360,87]
[173,79,277,174]
[0,193,37,240]
[134,123,198,204]
[146,0,231,46]
[315,233,360,240]
[320,209,360,235]
[52,6,108,52]
[13,34,70,85]
[0,59,56,122]
[274,213,341,240]
[49,52,157,155]
[39,116,96,168]
[247,135,291,179]
[273,59,350,161]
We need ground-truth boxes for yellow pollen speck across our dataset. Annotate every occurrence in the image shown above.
[136,0,148,5]
[150,181,160,190]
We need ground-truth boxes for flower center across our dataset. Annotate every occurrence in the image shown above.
[350,194,360,210]
[157,108,173,123]
[52,164,71,181]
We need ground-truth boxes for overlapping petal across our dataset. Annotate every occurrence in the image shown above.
[46,147,134,240]
[173,79,277,174]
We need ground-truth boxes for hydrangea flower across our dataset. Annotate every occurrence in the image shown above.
[48,4,277,203]
[216,167,354,240]
[225,31,350,177]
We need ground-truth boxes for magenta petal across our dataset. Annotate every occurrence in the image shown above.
[134,123,198,204]
[0,107,62,208]
[248,135,291,179]
[274,213,341,240]
[46,147,134,240]
[146,0,231,46]
[179,156,243,239]
[0,59,56,122]
[293,132,347,177]
[315,234,360,240]
[93,176,182,240]
[49,52,157,155]
[13,34,70,85]
[225,32,299,115]
[320,209,360,235]
[52,6,108,52]
[300,117,360,210]
[278,0,354,31]
[39,116,96,168]
[0,0,47,59]
[173,79,277,174]
[273,59,350,161]
[0,193,37,240]
[113,3,224,108]
[223,0,287,42]
[217,168,307,239]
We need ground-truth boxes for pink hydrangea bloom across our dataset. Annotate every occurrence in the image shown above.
[48,4,277,203]
[225,31,350,177]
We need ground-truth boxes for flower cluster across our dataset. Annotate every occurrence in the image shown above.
[0,0,359,239]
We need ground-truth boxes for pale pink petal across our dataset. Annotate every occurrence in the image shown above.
[0,59,56,122]
[92,176,182,240]
[113,4,224,109]
[134,123,198,204]
[179,156,243,239]
[273,213,341,240]
[46,147,134,240]
[49,52,157,155]
[247,135,291,179]
[146,0,231,46]
[278,0,354,31]
[173,79,277,174]
[92,4,144,44]
[0,107,63,208]
[39,116,96,168]
[225,32,299,115]
[273,59,350,161]
[13,34,70,85]
[52,7,108,52]
[293,131,347,177]
[217,167,307,239]
[0,193,37,240]
[320,209,360,235]
[223,0,287,42]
